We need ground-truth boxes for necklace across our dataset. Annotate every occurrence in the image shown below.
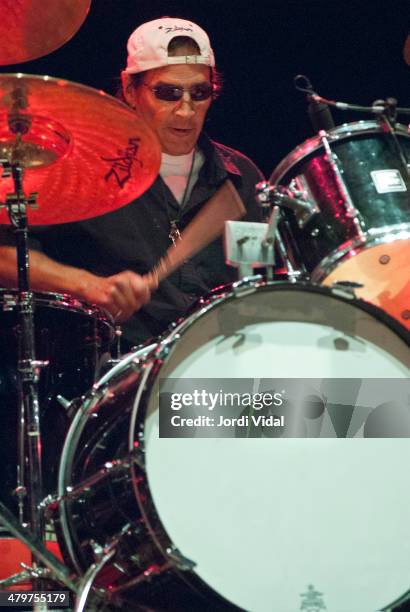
[166,149,196,246]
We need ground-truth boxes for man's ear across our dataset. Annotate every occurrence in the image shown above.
[121,71,136,107]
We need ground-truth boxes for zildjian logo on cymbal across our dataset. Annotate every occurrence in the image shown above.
[102,137,143,188]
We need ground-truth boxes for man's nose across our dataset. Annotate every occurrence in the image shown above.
[174,91,195,117]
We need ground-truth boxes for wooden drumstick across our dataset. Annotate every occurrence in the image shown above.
[145,179,246,289]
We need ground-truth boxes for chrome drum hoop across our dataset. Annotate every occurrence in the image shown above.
[270,120,410,184]
[310,224,410,283]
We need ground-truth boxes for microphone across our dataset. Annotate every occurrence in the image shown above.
[307,95,335,133]
[293,75,335,133]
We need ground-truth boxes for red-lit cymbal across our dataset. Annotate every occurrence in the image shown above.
[0,0,91,65]
[0,74,161,225]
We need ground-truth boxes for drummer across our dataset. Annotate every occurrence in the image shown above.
[0,17,263,348]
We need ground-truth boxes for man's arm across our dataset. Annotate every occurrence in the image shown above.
[0,246,151,321]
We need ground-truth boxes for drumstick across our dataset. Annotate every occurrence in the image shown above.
[145,179,246,289]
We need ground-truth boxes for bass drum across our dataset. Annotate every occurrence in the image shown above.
[270,120,410,329]
[56,282,410,612]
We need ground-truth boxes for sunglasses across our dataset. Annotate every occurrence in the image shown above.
[144,82,214,102]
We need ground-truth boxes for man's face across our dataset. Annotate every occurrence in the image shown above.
[126,63,212,155]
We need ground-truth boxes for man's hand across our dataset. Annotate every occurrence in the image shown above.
[0,247,156,322]
[81,270,154,321]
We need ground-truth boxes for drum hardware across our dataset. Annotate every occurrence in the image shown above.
[55,394,74,412]
[164,547,197,572]
[224,217,278,279]
[294,75,336,134]
[107,561,173,595]
[0,561,53,588]
[232,275,262,298]
[295,75,410,183]
[256,180,318,224]
[0,565,49,589]
[74,521,168,610]
[0,155,47,564]
[330,280,364,300]
[255,181,314,278]
[331,280,364,290]
[114,325,124,359]
[73,549,114,612]
[96,325,127,377]
[0,501,78,593]
[43,453,144,514]
[295,74,410,117]
[222,185,283,280]
[274,224,305,277]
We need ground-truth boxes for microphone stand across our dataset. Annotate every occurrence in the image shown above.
[294,75,410,182]
[322,95,410,183]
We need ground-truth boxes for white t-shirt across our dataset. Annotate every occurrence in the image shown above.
[160,148,204,206]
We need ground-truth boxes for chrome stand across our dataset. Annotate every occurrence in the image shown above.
[0,160,53,603]
[0,501,77,593]
[1,161,45,533]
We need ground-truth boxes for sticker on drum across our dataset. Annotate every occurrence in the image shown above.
[270,120,410,329]
[0,289,114,514]
[56,282,410,612]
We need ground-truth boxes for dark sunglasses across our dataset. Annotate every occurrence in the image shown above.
[144,82,214,102]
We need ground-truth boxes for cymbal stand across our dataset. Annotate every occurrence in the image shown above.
[0,500,78,594]
[0,155,48,595]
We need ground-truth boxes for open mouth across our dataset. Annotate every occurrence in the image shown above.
[169,127,193,135]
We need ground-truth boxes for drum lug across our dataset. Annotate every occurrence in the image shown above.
[41,493,60,515]
[166,546,196,571]
[90,539,107,560]
[331,280,364,299]
[90,522,140,564]
[56,394,74,411]
[232,275,261,298]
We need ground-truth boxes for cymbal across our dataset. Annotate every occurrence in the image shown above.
[0,73,161,225]
[0,0,91,65]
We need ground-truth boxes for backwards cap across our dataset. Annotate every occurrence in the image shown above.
[123,17,216,74]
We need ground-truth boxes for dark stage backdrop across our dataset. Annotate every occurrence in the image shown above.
[1,0,409,177]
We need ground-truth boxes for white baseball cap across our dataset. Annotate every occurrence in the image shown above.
[123,17,216,74]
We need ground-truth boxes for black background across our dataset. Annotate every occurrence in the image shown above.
[1,0,409,177]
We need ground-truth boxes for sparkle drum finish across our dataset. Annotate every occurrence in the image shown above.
[270,121,410,328]
[54,282,410,612]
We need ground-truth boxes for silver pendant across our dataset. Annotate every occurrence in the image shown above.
[169,220,182,246]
